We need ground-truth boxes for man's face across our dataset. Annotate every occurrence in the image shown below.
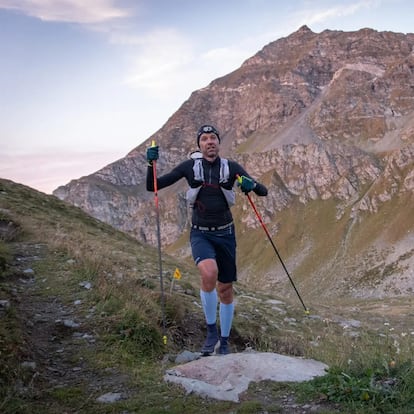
[199,133,220,159]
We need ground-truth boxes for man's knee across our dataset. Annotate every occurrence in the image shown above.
[198,259,218,291]
[218,282,233,304]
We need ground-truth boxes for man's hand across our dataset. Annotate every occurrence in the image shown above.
[237,175,256,194]
[146,146,159,165]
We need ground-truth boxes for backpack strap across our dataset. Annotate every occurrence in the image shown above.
[219,158,230,184]
[193,158,204,181]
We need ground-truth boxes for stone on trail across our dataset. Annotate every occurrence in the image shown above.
[96,392,123,403]
[164,351,328,402]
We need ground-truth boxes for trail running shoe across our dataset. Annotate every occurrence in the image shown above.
[201,323,218,355]
[217,337,230,355]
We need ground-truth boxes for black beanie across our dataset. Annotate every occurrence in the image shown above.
[197,125,220,147]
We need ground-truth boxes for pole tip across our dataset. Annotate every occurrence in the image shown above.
[304,309,310,315]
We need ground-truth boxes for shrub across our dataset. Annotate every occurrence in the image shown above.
[116,309,164,358]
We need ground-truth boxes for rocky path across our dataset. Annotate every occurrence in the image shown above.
[7,242,132,411]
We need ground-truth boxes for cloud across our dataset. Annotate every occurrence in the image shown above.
[122,28,258,101]
[123,28,196,93]
[200,47,248,65]
[0,0,132,23]
[295,0,381,26]
[0,149,126,194]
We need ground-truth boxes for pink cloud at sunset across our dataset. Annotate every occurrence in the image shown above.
[0,150,125,194]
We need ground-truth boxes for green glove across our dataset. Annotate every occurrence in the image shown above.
[237,175,256,194]
[146,146,159,165]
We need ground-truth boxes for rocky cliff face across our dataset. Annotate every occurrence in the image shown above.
[54,26,414,301]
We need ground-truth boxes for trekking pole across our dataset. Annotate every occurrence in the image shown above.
[237,175,310,315]
[152,140,167,345]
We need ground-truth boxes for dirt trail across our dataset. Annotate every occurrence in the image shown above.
[7,242,132,411]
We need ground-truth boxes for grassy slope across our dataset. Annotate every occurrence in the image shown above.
[1,178,414,413]
[233,185,414,302]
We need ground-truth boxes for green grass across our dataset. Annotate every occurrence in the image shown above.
[1,177,414,413]
[296,359,414,413]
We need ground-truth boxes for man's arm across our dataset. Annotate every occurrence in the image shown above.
[146,160,191,191]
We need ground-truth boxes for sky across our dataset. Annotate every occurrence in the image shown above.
[0,0,413,194]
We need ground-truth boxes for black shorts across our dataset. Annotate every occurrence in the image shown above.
[190,224,237,284]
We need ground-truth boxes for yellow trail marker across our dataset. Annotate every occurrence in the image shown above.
[173,268,182,280]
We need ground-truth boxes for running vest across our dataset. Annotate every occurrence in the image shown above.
[186,158,235,207]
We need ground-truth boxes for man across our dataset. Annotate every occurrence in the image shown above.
[146,124,268,355]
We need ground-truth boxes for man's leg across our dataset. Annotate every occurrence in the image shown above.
[198,258,219,354]
[218,282,234,355]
